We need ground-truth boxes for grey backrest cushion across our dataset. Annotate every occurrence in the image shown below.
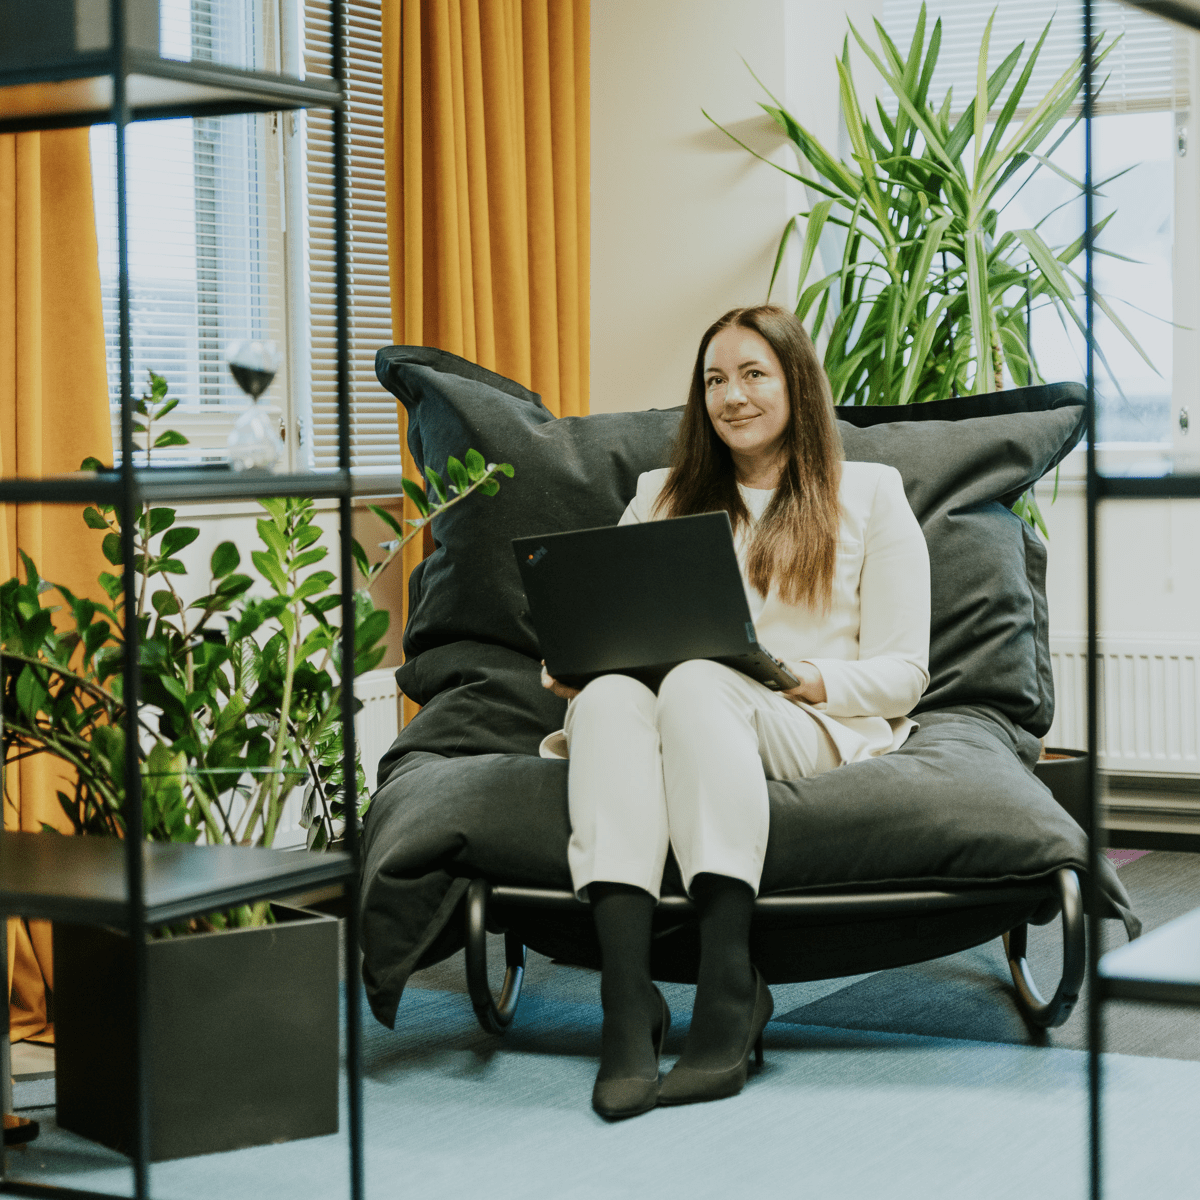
[376,345,1084,754]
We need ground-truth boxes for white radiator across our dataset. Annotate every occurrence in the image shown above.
[273,666,400,848]
[1048,636,1200,776]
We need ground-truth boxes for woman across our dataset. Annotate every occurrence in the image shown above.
[542,305,931,1119]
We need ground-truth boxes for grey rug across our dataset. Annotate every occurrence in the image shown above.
[776,851,1200,1060]
[5,851,1198,1199]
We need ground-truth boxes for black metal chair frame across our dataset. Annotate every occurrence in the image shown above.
[463,868,1085,1037]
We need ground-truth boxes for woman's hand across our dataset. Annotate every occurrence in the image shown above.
[541,662,581,701]
[783,661,827,706]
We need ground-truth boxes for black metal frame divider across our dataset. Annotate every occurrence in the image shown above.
[0,2,374,1197]
[1083,4,1200,1198]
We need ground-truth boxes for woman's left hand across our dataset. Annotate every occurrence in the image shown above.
[783,661,827,706]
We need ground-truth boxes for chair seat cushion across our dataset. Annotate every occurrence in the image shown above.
[361,704,1137,1029]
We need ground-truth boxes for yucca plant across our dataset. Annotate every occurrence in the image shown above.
[714,3,1152,420]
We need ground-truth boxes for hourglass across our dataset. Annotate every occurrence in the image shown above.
[226,340,284,471]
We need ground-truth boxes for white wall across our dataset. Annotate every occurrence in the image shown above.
[589,0,1200,763]
[589,0,883,414]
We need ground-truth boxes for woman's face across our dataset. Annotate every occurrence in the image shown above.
[702,325,790,474]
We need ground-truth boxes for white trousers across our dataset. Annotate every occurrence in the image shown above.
[564,659,840,900]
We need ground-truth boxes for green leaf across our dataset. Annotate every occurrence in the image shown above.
[152,429,189,450]
[211,541,240,578]
[161,526,199,557]
[251,549,288,593]
[445,456,469,494]
[98,572,123,602]
[495,462,514,478]
[16,665,49,719]
[83,507,109,530]
[464,448,486,481]
[148,507,176,536]
[369,504,407,540]
[425,467,447,504]
[291,547,328,572]
[351,539,370,579]
[215,572,253,597]
[293,571,337,602]
[477,478,500,497]
[101,533,123,566]
[152,589,181,616]
[256,518,289,561]
[157,558,187,575]
[79,456,108,473]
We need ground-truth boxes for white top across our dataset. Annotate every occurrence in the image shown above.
[616,461,931,764]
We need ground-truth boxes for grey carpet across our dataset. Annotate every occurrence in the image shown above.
[5,851,1199,1199]
[776,851,1200,1061]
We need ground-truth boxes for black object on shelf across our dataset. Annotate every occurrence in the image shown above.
[54,905,339,1161]
[0,1,364,1197]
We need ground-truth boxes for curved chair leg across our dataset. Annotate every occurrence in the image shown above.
[1003,867,1085,1029]
[464,878,527,1035]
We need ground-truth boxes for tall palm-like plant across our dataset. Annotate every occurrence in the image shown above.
[714,4,1152,410]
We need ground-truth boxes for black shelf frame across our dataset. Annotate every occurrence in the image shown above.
[0,468,418,506]
[1085,3,1200,1196]
[0,3,364,1199]
[0,48,341,134]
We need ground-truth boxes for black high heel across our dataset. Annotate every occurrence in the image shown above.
[657,967,772,1106]
[592,987,671,1120]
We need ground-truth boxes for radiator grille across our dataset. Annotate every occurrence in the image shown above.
[1048,637,1200,775]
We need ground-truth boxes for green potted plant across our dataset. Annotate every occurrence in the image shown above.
[0,371,514,1159]
[714,3,1152,533]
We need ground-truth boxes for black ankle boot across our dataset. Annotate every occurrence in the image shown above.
[657,873,772,1106]
[588,882,668,1120]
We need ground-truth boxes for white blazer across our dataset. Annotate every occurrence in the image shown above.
[615,461,931,765]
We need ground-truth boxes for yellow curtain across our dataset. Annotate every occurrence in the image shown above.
[382,0,590,682]
[1,128,114,1046]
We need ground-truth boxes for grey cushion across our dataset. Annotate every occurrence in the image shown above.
[375,344,1084,748]
[361,705,1137,1028]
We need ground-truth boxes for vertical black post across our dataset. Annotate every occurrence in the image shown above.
[1082,3,1102,1199]
[331,1,364,1197]
[111,0,150,1194]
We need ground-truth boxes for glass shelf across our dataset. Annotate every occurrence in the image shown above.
[0,831,352,929]
[1099,904,1200,1006]
[0,49,340,134]
[1095,472,1200,500]
[0,468,413,506]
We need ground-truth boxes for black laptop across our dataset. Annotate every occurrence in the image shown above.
[512,511,801,692]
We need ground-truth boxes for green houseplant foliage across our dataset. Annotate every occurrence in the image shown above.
[0,373,512,929]
[715,4,1153,416]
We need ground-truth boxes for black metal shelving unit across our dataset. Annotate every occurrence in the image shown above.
[0,3,364,1198]
[1086,4,1200,1198]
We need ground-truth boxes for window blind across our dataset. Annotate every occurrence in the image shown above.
[303,0,399,469]
[880,0,1188,117]
[92,0,282,462]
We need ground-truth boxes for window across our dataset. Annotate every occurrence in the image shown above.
[90,0,398,469]
[879,0,1188,445]
[300,0,399,469]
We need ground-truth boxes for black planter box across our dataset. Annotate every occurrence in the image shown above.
[53,903,338,1161]
[1034,747,1089,829]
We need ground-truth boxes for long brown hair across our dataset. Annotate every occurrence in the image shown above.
[655,305,843,611]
